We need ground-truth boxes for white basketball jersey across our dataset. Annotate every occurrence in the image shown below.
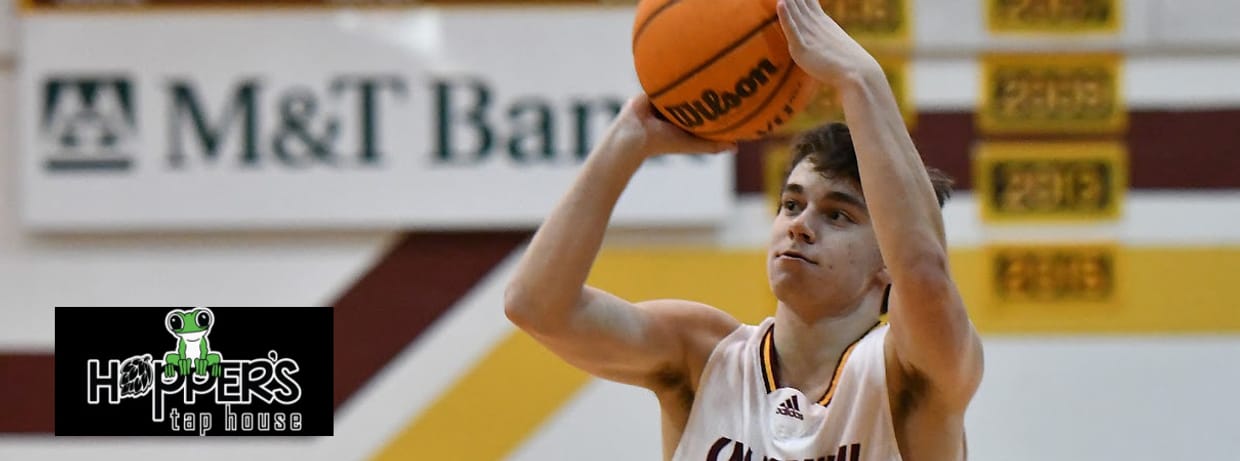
[671,317,901,461]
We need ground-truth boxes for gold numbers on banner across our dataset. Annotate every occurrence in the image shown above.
[994,68,1112,122]
[992,245,1115,302]
[820,0,909,42]
[979,54,1125,134]
[993,160,1109,214]
[973,142,1126,222]
[989,0,1119,34]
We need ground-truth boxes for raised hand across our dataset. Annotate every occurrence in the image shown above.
[776,0,883,89]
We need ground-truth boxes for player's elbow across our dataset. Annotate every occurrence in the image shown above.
[912,250,951,280]
[503,282,573,333]
[503,283,538,329]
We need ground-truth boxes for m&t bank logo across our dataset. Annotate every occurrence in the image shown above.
[40,76,137,173]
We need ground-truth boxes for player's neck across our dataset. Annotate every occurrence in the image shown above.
[770,301,879,398]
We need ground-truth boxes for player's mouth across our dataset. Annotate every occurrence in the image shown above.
[777,250,817,265]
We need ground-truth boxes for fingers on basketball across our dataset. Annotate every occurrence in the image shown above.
[632,0,818,142]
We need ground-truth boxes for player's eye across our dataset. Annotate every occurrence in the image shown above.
[782,199,802,214]
[195,310,212,329]
[827,210,853,224]
[168,314,183,331]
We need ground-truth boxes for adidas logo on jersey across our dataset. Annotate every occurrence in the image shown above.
[775,395,803,420]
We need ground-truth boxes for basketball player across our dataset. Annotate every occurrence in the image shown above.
[505,0,983,459]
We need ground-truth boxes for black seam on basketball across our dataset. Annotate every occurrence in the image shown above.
[649,15,780,99]
[632,0,685,50]
[694,63,797,137]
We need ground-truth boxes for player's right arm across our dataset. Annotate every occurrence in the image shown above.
[504,96,739,390]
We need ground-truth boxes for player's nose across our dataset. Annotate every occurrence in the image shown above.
[787,212,816,244]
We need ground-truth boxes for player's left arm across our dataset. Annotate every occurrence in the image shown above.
[778,0,983,404]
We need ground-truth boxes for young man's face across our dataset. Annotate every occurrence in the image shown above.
[767,158,889,318]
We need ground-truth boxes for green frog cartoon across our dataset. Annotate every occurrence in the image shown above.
[164,308,222,377]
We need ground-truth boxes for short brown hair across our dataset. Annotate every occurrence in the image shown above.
[781,122,953,208]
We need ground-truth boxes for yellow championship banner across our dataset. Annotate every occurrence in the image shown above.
[779,55,914,135]
[977,53,1125,135]
[987,0,1121,35]
[984,243,1120,310]
[973,141,1127,223]
[821,0,912,46]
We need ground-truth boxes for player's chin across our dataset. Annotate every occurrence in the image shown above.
[768,271,809,300]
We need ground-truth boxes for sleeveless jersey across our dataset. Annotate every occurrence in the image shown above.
[671,317,901,461]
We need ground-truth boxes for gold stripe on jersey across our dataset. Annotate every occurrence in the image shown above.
[761,326,777,393]
[819,321,882,406]
[759,321,884,405]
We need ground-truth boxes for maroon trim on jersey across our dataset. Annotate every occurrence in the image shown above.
[759,321,883,406]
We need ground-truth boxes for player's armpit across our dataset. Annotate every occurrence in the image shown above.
[884,269,984,407]
[512,286,739,391]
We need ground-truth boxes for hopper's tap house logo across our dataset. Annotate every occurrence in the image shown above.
[56,307,333,436]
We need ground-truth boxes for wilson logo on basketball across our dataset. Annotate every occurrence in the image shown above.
[663,58,779,128]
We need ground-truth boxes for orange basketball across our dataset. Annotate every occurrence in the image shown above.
[632,0,819,142]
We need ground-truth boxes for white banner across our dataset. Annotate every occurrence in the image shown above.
[18,8,733,231]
